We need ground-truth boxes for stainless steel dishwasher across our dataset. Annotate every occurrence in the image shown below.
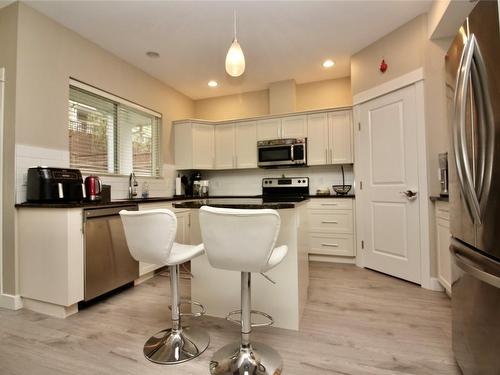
[83,204,139,301]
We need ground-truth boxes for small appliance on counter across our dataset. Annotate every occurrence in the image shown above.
[315,187,331,196]
[257,138,307,168]
[101,184,111,203]
[84,175,102,201]
[27,166,85,203]
[438,152,448,196]
[185,171,202,196]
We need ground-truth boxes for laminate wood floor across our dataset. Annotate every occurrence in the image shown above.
[0,262,460,375]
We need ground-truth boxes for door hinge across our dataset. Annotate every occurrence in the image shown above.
[361,240,364,249]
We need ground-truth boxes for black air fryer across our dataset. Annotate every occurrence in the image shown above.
[26,167,85,202]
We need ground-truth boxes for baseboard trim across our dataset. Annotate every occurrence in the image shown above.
[0,293,23,310]
[22,298,78,318]
[309,254,356,264]
[423,277,445,292]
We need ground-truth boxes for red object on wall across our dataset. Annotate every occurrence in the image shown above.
[380,59,388,73]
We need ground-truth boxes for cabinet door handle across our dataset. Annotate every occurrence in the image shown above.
[235,155,238,167]
[330,149,333,163]
[321,243,339,247]
[325,149,328,163]
[322,220,338,224]
[321,203,338,206]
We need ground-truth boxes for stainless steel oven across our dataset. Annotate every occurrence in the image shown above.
[257,138,307,168]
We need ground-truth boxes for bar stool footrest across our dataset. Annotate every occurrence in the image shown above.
[226,309,274,327]
[168,299,206,317]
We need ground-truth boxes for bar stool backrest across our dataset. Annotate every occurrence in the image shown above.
[120,209,177,265]
[199,206,281,273]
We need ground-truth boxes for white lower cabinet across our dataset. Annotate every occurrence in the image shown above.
[307,198,355,258]
[435,201,451,295]
[138,202,191,276]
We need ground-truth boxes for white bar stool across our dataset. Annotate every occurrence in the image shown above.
[199,206,288,375]
[120,209,209,365]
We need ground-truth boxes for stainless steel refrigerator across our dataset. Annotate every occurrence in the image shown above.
[446,1,500,374]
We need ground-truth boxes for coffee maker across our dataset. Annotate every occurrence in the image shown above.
[438,152,448,196]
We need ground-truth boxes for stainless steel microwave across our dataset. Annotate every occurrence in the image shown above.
[257,138,307,168]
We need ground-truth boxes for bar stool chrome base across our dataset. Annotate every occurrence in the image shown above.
[144,326,210,365]
[209,342,283,375]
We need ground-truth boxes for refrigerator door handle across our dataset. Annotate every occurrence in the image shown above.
[453,36,478,222]
[451,239,500,289]
[470,35,495,219]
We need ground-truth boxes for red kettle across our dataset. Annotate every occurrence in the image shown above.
[84,175,102,201]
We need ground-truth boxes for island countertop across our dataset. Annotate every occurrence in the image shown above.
[173,198,308,209]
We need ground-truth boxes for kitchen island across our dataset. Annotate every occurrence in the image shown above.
[173,198,310,331]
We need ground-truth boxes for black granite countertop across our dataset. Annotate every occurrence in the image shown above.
[309,194,355,199]
[14,195,264,209]
[173,198,306,210]
[430,195,449,202]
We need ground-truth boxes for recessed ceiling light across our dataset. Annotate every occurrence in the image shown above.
[322,59,335,68]
[208,80,218,87]
[146,51,160,58]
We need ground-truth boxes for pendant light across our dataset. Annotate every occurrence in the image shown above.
[225,10,245,77]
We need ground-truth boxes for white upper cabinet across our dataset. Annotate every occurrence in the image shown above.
[307,113,329,165]
[174,122,215,170]
[329,111,353,164]
[235,121,257,169]
[306,110,353,165]
[174,109,353,170]
[215,123,236,169]
[174,122,194,170]
[192,123,215,169]
[282,115,307,139]
[257,118,282,140]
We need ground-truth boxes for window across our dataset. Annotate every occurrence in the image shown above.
[68,83,161,177]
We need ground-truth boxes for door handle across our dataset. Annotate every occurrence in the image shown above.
[400,190,417,201]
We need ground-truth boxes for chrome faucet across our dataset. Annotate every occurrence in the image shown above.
[128,172,138,199]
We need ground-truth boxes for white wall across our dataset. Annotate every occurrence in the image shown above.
[201,165,354,196]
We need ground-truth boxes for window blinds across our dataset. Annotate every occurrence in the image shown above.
[68,85,161,177]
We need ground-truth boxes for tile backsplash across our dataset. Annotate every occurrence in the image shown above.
[15,144,354,202]
[15,144,176,203]
[200,165,354,196]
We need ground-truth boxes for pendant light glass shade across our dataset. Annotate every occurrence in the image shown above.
[225,39,245,77]
[225,10,245,77]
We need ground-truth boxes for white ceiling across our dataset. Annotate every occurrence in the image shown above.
[26,1,432,100]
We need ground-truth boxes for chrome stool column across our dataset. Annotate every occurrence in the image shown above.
[199,206,288,375]
[120,209,210,365]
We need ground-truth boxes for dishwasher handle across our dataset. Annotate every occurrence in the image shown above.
[84,204,138,219]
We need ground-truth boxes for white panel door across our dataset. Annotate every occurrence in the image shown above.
[281,115,307,139]
[235,120,257,169]
[257,118,281,140]
[192,123,215,169]
[358,85,421,284]
[215,123,235,169]
[329,111,353,164]
[307,113,329,165]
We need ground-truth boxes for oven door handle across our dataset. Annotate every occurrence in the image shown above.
[290,144,294,161]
